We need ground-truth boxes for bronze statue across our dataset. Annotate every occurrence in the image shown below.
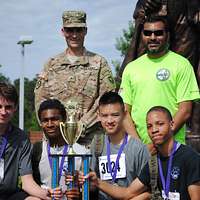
[118,0,200,145]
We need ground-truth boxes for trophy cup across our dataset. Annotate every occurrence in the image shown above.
[60,100,82,154]
[59,100,91,200]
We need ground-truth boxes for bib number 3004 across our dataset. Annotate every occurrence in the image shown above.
[98,154,126,180]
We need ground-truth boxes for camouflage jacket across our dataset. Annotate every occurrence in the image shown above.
[34,48,115,128]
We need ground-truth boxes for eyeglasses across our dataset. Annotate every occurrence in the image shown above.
[64,27,85,34]
[143,30,165,36]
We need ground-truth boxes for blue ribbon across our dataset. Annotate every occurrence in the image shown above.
[0,126,11,160]
[158,141,177,198]
[106,133,128,182]
[47,143,68,183]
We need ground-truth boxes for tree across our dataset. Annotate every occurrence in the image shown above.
[115,21,135,57]
[0,65,10,82]
[0,65,40,131]
[112,21,134,86]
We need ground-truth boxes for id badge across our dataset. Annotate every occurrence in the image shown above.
[169,192,180,200]
[162,190,180,200]
[161,190,167,199]
[0,158,4,182]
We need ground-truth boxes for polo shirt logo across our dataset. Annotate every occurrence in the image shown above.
[156,68,170,81]
[171,166,180,180]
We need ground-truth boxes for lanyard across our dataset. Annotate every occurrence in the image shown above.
[0,126,11,160]
[158,141,177,198]
[0,137,7,160]
[47,143,68,182]
[106,133,128,182]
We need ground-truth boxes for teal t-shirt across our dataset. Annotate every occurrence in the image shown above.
[120,51,200,144]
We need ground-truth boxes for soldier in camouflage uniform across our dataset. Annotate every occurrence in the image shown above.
[34,11,115,146]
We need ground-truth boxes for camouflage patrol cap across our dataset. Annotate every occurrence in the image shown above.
[62,11,87,28]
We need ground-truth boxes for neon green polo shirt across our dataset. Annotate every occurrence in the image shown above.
[120,51,200,144]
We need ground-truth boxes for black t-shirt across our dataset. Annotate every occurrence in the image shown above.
[138,145,200,200]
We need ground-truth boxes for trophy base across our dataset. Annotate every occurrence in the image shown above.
[50,153,92,200]
[68,147,76,155]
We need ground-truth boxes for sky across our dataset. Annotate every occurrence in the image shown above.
[0,0,137,81]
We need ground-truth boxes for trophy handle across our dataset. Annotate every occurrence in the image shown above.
[76,121,83,142]
[59,122,70,145]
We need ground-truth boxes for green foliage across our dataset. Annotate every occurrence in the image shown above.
[0,66,40,131]
[111,60,121,89]
[0,76,10,83]
[115,21,134,57]
[13,78,40,131]
[0,65,10,83]
[112,21,135,87]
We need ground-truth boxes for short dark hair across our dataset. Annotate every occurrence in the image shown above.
[0,82,18,106]
[147,106,172,121]
[38,99,66,121]
[143,15,169,32]
[99,91,124,110]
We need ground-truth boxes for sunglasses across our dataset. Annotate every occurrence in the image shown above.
[143,30,165,36]
[64,27,85,33]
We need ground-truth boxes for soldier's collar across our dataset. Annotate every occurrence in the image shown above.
[62,48,89,66]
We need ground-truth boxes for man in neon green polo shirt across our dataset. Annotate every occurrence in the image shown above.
[120,15,200,152]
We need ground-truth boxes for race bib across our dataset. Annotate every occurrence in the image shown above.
[0,159,4,182]
[99,153,126,180]
[162,190,180,200]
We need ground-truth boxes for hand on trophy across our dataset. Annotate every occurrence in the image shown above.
[65,171,85,187]
[65,171,81,199]
[65,171,80,186]
[75,171,100,190]
[48,187,63,200]
[84,171,100,189]
[65,188,80,200]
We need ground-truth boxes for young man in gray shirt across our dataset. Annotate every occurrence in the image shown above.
[90,92,149,200]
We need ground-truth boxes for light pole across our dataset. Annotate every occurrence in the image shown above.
[17,36,33,130]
